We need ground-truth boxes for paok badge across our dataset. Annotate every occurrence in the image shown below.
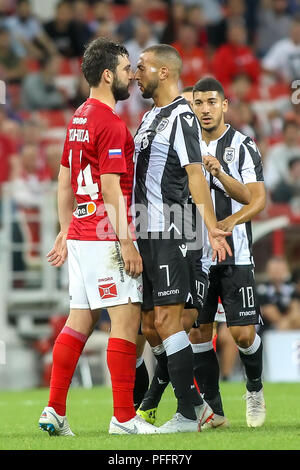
[156,118,169,132]
[223,147,235,164]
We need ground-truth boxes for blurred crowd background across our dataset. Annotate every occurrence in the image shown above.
[0,0,300,388]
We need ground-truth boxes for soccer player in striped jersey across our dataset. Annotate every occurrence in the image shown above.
[133,44,237,433]
[190,77,267,428]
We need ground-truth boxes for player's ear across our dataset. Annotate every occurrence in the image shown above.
[222,99,228,113]
[159,66,169,81]
[103,68,113,85]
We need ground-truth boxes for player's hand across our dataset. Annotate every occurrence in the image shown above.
[208,228,232,263]
[120,241,143,278]
[217,216,237,233]
[46,231,68,267]
[203,155,221,177]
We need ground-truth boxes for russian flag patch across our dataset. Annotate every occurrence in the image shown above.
[109,148,122,158]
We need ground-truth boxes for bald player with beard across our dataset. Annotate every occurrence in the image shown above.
[132,44,234,433]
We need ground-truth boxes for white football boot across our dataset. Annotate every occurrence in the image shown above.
[245,389,266,427]
[201,413,229,430]
[195,401,214,428]
[158,413,199,433]
[39,406,75,436]
[109,414,159,434]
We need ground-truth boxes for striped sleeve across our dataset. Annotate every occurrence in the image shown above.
[240,137,264,183]
[173,111,202,167]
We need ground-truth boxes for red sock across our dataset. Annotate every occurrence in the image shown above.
[48,326,87,416]
[107,337,136,423]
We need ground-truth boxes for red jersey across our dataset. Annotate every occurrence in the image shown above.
[60,98,135,241]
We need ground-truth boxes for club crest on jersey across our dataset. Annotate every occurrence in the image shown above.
[156,118,169,132]
[223,147,235,164]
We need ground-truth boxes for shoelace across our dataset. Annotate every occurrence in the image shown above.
[244,393,264,415]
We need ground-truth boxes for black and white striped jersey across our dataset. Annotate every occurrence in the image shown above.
[133,96,203,237]
[201,124,265,266]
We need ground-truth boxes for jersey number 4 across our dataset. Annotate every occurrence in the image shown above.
[69,149,99,200]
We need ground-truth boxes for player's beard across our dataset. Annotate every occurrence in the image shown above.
[140,78,159,99]
[111,75,130,101]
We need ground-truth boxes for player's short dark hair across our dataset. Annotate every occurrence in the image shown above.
[181,86,193,93]
[193,76,225,99]
[82,37,129,88]
[143,44,182,76]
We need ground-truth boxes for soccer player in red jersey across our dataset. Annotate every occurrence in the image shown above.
[38,38,158,435]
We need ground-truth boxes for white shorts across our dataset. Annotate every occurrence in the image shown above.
[67,240,143,310]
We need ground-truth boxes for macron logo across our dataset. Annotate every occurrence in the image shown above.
[179,244,187,257]
[183,115,194,127]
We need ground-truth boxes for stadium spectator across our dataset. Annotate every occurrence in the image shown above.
[185,4,208,47]
[72,0,93,56]
[21,54,67,111]
[262,14,300,83]
[116,0,149,43]
[160,1,185,44]
[212,18,261,89]
[282,268,300,330]
[10,143,50,209]
[44,142,63,182]
[125,19,158,70]
[257,256,296,333]
[43,0,82,58]
[264,119,300,191]
[0,24,26,84]
[0,130,16,223]
[175,0,223,26]
[271,156,300,208]
[172,22,210,87]
[92,19,119,43]
[89,1,114,35]
[256,0,292,57]
[207,0,249,48]
[4,0,56,59]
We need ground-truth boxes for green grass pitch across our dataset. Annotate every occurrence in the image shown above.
[0,382,299,450]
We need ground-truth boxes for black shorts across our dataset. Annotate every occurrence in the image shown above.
[198,265,262,327]
[137,235,198,311]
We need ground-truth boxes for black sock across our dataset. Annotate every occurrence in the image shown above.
[133,359,149,410]
[139,352,169,410]
[193,347,224,416]
[167,345,200,420]
[238,336,263,393]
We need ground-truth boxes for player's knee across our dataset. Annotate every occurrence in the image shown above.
[141,322,156,341]
[189,323,213,344]
[231,327,255,348]
[181,309,197,333]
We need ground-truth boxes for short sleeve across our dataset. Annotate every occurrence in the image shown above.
[240,138,264,184]
[173,111,202,167]
[60,137,70,168]
[96,120,127,175]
